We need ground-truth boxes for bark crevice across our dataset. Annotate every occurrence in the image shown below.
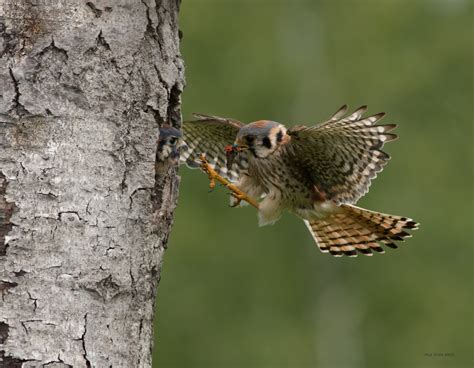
[38,38,69,61]
[0,321,9,344]
[0,280,17,300]
[0,351,34,367]
[0,172,16,256]
[8,67,28,117]
[81,314,91,368]
[85,2,103,18]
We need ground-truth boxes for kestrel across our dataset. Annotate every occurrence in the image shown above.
[156,125,184,165]
[179,106,419,257]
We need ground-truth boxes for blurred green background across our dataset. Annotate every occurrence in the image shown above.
[153,1,472,367]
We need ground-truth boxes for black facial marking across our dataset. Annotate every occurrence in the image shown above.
[262,136,272,149]
[276,130,283,143]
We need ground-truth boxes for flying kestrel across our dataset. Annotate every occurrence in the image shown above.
[177,105,419,257]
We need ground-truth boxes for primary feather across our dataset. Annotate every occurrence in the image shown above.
[181,114,248,181]
[287,105,397,204]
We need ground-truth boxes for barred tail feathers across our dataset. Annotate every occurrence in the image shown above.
[304,205,419,257]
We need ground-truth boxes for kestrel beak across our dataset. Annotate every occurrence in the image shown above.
[224,143,247,169]
[224,140,248,153]
[234,144,248,151]
[234,137,249,150]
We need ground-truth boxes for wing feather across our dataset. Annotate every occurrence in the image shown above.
[181,114,248,181]
[287,106,396,204]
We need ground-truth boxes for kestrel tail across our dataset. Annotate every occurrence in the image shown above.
[179,105,419,257]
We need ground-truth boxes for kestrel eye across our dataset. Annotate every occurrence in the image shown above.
[246,136,254,144]
[262,136,272,149]
[168,137,178,145]
[276,130,283,143]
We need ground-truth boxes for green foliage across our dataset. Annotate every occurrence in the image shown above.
[154,1,472,367]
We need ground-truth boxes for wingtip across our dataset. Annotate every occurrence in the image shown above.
[191,112,209,120]
[330,105,349,120]
[355,105,368,113]
[382,123,397,132]
[373,111,386,120]
[383,133,398,143]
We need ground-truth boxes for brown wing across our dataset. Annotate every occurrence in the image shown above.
[287,106,397,204]
[181,114,249,181]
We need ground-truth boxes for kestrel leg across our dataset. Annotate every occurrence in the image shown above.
[198,154,259,209]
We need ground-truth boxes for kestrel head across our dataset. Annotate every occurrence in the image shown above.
[157,125,186,163]
[234,120,288,158]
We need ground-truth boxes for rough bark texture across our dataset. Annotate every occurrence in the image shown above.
[0,0,184,366]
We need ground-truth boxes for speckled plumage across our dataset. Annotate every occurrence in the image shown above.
[181,106,419,257]
[179,114,249,181]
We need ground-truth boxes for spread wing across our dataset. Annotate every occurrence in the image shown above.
[181,113,249,181]
[287,105,397,204]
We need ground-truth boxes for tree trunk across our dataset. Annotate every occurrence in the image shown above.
[0,0,183,366]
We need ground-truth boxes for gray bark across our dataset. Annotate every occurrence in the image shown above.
[0,0,184,366]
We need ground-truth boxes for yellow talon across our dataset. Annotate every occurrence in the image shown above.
[229,193,243,207]
[198,154,259,209]
[208,177,216,191]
